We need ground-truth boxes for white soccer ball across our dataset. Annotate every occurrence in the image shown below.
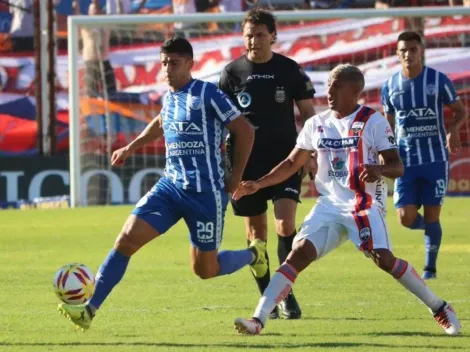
[53,263,95,305]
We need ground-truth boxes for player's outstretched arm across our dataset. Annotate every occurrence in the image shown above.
[111,114,163,166]
[359,149,404,183]
[225,116,255,193]
[233,148,311,200]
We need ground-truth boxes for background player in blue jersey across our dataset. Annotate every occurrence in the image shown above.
[57,37,268,330]
[382,32,467,280]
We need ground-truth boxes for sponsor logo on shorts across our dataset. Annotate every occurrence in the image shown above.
[284,187,299,195]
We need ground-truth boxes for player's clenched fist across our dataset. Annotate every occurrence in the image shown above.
[359,164,384,183]
[232,181,261,200]
[111,147,132,166]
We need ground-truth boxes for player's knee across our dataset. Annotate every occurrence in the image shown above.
[192,265,217,280]
[397,211,417,228]
[285,239,317,273]
[114,230,140,257]
[372,249,396,272]
[275,218,296,236]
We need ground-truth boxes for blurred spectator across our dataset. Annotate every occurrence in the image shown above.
[173,0,197,37]
[219,0,242,12]
[8,0,33,51]
[449,0,470,6]
[77,0,117,97]
[309,0,355,8]
[219,0,242,32]
[375,0,424,36]
[105,0,132,14]
[194,0,220,33]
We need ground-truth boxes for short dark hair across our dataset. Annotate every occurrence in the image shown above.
[242,7,277,35]
[161,37,193,58]
[397,31,423,45]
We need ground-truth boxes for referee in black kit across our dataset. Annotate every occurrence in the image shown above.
[219,8,315,319]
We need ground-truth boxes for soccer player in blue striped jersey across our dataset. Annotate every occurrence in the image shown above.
[382,31,467,280]
[57,37,268,331]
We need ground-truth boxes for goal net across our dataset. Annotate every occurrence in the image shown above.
[67,7,470,207]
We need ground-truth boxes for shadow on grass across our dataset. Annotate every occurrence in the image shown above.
[0,341,466,349]
[363,331,465,338]
[301,316,426,322]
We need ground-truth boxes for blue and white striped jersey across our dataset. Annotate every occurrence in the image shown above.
[382,66,459,166]
[160,79,240,192]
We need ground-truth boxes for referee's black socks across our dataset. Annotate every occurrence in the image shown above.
[277,230,296,264]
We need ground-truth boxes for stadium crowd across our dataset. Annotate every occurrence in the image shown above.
[1,0,467,53]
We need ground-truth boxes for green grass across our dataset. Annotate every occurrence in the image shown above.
[0,198,469,352]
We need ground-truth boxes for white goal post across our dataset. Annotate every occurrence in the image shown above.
[67,6,470,207]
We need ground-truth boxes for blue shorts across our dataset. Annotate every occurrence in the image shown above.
[132,177,228,251]
[393,161,449,209]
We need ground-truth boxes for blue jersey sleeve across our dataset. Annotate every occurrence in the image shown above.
[207,84,240,127]
[381,82,394,114]
[439,73,459,105]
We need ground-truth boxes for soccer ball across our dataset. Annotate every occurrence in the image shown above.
[53,263,95,305]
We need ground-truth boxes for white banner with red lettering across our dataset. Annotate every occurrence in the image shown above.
[1,15,470,107]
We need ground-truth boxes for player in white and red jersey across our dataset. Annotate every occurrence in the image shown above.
[232,64,460,336]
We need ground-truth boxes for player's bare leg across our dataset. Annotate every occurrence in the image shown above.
[58,215,160,330]
[274,198,302,319]
[234,238,316,334]
[369,249,460,335]
[396,205,424,230]
[189,240,267,279]
[244,214,279,319]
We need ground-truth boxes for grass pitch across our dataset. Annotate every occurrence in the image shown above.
[0,198,469,351]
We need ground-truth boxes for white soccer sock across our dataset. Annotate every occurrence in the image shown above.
[253,263,298,325]
[391,258,443,312]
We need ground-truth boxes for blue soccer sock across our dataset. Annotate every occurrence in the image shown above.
[409,213,425,230]
[88,249,130,311]
[217,249,253,276]
[424,221,442,271]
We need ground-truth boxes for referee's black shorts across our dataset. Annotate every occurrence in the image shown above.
[231,171,302,217]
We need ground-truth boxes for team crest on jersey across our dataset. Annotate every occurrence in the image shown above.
[189,96,202,110]
[317,125,324,133]
[237,92,252,108]
[359,227,371,242]
[426,84,436,95]
[275,87,286,103]
[351,121,365,135]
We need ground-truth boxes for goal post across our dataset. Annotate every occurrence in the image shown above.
[67,6,470,207]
